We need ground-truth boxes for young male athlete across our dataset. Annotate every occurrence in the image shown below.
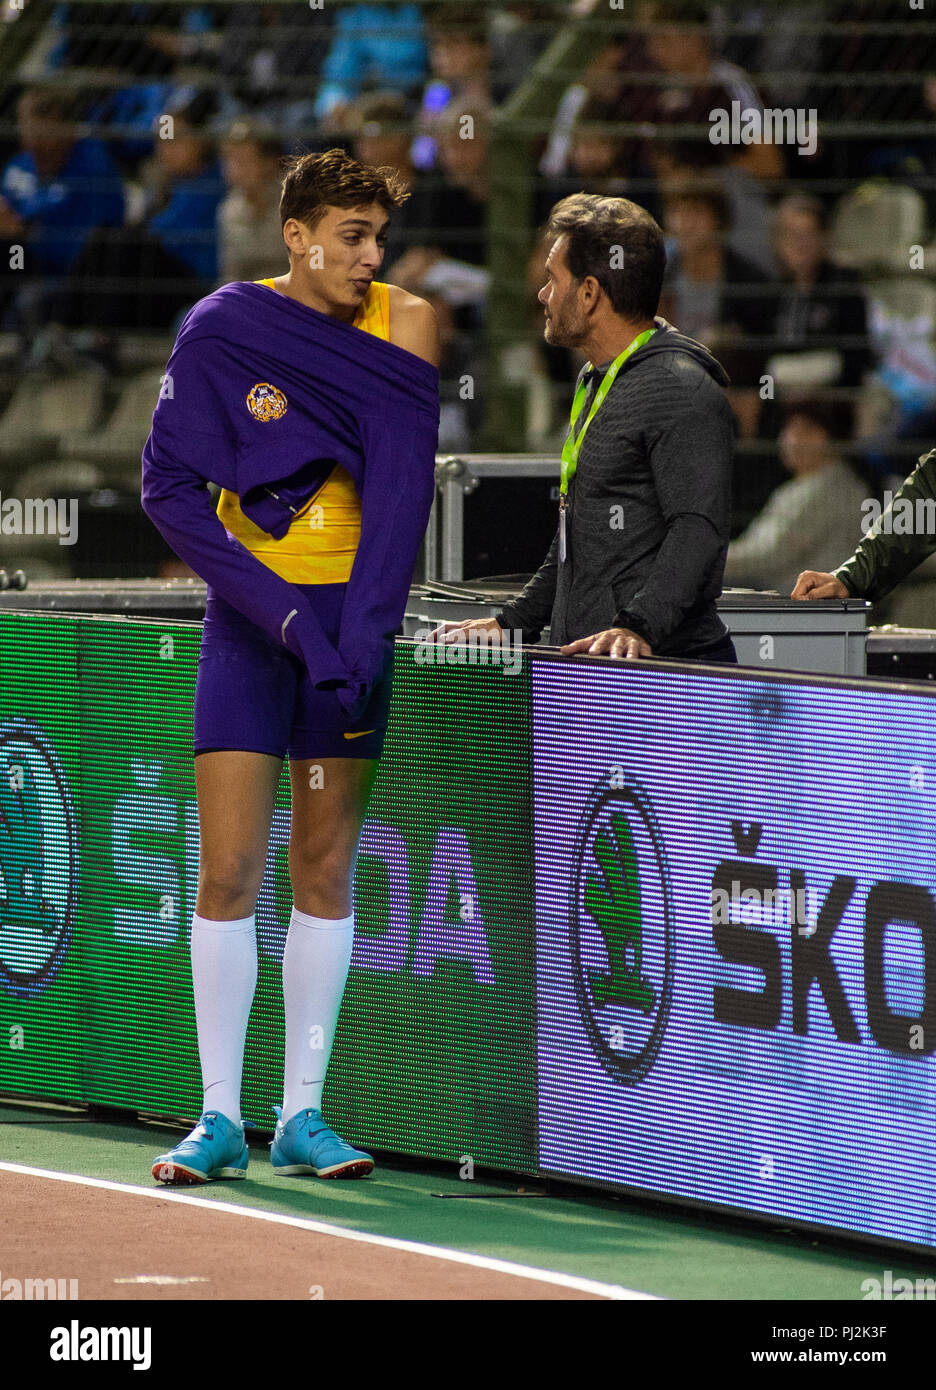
[141,148,440,1184]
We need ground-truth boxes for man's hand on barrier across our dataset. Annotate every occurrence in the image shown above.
[562,627,652,660]
[428,618,504,643]
[791,571,849,600]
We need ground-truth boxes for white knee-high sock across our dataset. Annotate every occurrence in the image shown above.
[190,911,257,1126]
[282,907,355,1121]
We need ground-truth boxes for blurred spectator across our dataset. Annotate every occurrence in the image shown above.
[345,91,435,275]
[806,0,930,182]
[637,0,784,271]
[414,289,485,449]
[0,86,125,275]
[71,5,331,144]
[653,142,777,277]
[860,276,936,482]
[47,6,220,163]
[539,31,654,183]
[217,121,285,285]
[390,105,488,311]
[534,96,646,227]
[719,3,823,109]
[313,3,428,126]
[543,3,783,184]
[45,90,223,334]
[489,2,560,104]
[658,178,771,415]
[565,113,631,190]
[411,3,490,172]
[44,2,204,77]
[212,3,334,137]
[538,1,782,273]
[347,91,416,176]
[346,90,415,175]
[723,398,868,595]
[768,193,872,393]
[0,86,125,334]
[827,77,936,223]
[143,91,224,282]
[659,180,768,341]
[86,81,179,169]
[638,0,785,183]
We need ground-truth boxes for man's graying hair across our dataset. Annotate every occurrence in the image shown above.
[545,193,666,320]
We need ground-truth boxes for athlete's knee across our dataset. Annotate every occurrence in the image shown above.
[288,837,355,898]
[197,850,265,918]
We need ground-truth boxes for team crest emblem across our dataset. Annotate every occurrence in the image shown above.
[246,382,287,421]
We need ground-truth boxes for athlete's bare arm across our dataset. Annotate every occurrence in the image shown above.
[387,284,441,368]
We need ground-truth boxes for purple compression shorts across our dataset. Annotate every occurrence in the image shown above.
[194,581,391,761]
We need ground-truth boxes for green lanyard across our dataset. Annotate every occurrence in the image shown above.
[559,328,656,495]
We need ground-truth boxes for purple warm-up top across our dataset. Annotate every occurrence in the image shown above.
[141,280,440,718]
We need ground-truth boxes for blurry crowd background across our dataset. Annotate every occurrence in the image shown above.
[0,0,935,619]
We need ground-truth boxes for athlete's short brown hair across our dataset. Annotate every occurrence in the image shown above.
[279,146,410,230]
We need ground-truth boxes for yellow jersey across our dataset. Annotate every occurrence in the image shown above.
[216,278,391,583]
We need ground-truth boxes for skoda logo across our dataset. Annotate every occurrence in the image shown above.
[0,719,77,999]
[570,776,673,1083]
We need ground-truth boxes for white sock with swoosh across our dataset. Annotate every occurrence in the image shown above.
[281,906,355,1123]
[191,911,257,1127]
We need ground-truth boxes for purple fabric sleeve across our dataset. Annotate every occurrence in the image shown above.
[141,414,348,688]
[339,407,438,700]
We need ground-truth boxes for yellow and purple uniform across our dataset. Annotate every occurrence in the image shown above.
[193,279,394,761]
[216,278,390,583]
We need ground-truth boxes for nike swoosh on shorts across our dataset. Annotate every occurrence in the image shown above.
[343,729,377,739]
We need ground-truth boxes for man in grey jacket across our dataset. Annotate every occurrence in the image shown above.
[436,192,736,661]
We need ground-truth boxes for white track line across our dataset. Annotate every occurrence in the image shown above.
[0,1161,656,1300]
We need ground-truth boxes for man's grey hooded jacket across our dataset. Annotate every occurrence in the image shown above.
[495,317,735,655]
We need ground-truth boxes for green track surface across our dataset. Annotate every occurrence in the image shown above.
[2,1100,935,1300]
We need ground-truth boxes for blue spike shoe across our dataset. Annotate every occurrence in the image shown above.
[152,1110,248,1185]
[270,1104,374,1179]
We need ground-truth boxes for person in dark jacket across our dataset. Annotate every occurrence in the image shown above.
[769,193,872,391]
[658,179,772,367]
[434,192,736,661]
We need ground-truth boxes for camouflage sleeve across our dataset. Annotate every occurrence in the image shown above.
[834,449,936,601]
